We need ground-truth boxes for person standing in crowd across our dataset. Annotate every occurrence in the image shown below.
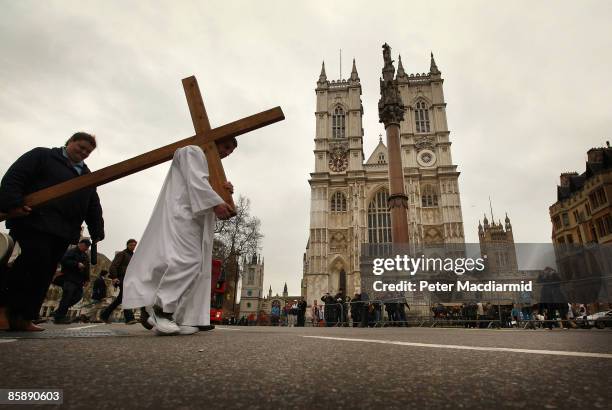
[321,292,335,326]
[101,239,138,325]
[360,291,370,328]
[53,239,92,324]
[397,296,409,326]
[0,132,104,331]
[297,297,307,327]
[271,301,280,326]
[89,269,108,322]
[350,293,361,327]
[334,288,346,326]
[311,300,320,326]
[385,298,396,326]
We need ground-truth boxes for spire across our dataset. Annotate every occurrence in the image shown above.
[319,61,327,81]
[483,213,489,226]
[283,282,288,297]
[268,285,272,298]
[505,212,512,231]
[489,196,494,223]
[350,58,359,81]
[317,61,328,88]
[429,52,440,75]
[396,54,407,79]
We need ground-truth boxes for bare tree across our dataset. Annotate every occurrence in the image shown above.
[214,195,263,268]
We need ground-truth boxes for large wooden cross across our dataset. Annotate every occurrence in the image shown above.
[0,76,284,222]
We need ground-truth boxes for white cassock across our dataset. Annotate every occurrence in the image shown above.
[123,145,224,326]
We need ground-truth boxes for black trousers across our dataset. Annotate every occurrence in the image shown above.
[101,283,134,322]
[0,230,69,320]
[297,311,305,326]
[54,281,83,319]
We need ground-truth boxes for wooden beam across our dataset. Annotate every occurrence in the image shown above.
[182,76,235,213]
[0,106,284,222]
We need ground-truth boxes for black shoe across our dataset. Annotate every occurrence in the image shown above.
[197,325,215,331]
[139,307,153,330]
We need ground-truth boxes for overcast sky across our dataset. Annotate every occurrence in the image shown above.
[1,1,611,296]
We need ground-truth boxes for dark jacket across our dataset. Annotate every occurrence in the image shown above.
[0,147,104,242]
[92,276,107,300]
[109,249,134,281]
[60,247,90,285]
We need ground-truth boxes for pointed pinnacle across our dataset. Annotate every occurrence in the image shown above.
[430,51,440,74]
[319,61,327,82]
[350,58,359,81]
[397,54,406,78]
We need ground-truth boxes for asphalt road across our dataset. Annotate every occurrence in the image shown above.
[1,324,611,409]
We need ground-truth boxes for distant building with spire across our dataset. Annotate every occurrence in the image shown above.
[478,205,518,275]
[238,253,265,320]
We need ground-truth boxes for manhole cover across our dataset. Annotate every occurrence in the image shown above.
[0,328,131,339]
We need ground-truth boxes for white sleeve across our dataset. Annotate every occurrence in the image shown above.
[175,145,225,216]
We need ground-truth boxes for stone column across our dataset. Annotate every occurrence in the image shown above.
[378,43,409,244]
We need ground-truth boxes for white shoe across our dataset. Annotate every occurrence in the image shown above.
[150,309,180,335]
[178,325,199,335]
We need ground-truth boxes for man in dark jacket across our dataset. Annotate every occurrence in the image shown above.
[100,239,137,324]
[296,297,307,327]
[53,239,92,324]
[0,133,104,331]
[321,292,336,326]
[88,269,108,322]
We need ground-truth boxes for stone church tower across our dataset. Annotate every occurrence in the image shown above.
[478,211,518,275]
[303,52,465,305]
[238,253,264,318]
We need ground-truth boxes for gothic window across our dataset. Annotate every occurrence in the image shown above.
[421,184,439,207]
[332,106,346,138]
[378,153,386,164]
[331,191,347,212]
[415,101,430,133]
[368,189,392,243]
[248,269,254,285]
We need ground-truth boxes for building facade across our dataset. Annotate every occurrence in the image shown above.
[302,53,465,305]
[550,143,612,245]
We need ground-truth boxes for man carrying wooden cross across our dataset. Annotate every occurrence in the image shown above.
[122,138,236,336]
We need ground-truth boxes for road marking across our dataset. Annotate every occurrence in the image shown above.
[303,336,612,359]
[215,327,241,331]
[66,324,101,331]
[0,339,17,343]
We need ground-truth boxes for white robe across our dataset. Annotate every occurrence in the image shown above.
[123,145,224,326]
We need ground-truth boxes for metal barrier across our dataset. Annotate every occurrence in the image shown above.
[249,298,611,329]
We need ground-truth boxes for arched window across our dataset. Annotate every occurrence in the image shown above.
[421,184,438,207]
[377,153,386,164]
[414,101,430,133]
[331,191,347,212]
[332,106,346,138]
[368,189,391,243]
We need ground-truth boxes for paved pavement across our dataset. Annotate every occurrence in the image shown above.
[1,324,611,409]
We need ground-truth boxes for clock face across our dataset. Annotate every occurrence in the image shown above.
[329,149,348,172]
